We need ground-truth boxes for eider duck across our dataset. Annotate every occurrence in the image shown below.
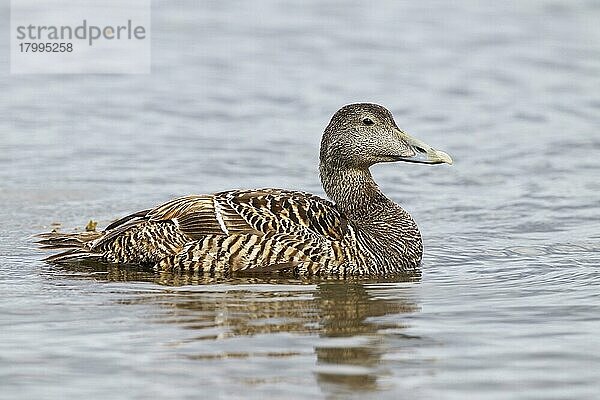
[39,103,452,276]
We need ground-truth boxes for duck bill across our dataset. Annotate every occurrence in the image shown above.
[398,131,453,165]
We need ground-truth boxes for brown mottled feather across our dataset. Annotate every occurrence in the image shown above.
[41,189,352,274]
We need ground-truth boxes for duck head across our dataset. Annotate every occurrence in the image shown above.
[320,103,453,170]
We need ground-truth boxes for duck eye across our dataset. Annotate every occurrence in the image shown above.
[362,118,374,126]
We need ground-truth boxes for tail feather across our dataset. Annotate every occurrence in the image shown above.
[36,231,104,262]
[44,248,103,262]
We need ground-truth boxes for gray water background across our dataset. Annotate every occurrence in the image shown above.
[1,1,600,399]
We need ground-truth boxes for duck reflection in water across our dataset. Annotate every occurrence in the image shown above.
[48,262,420,393]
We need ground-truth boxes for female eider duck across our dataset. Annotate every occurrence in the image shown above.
[39,103,452,276]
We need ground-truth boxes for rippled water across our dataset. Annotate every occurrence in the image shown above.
[1,1,600,399]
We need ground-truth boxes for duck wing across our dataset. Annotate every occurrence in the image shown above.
[85,188,348,270]
[112,188,346,239]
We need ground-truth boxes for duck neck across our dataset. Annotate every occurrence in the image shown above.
[320,162,423,274]
[319,163,391,219]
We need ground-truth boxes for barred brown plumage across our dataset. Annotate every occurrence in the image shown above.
[38,103,452,277]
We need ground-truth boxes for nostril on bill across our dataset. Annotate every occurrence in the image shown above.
[415,146,426,153]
